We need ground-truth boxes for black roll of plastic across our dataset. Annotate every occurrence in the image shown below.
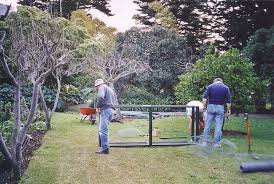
[240,161,274,173]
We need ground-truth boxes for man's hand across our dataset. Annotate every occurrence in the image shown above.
[226,103,231,116]
[202,107,207,112]
[226,110,231,116]
[202,98,207,112]
[96,108,101,113]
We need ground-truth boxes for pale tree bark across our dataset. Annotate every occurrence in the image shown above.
[59,0,62,17]
[0,20,70,179]
[39,85,51,130]
[87,45,150,119]
[39,58,88,129]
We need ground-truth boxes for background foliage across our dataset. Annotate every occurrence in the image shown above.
[175,49,267,113]
[117,26,197,101]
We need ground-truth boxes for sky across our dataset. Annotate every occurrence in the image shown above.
[89,0,139,32]
[0,0,139,32]
[0,0,18,11]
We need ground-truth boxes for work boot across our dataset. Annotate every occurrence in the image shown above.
[95,148,109,154]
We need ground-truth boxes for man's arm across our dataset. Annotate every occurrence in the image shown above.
[202,87,209,111]
[202,98,207,111]
[96,86,105,108]
[226,87,232,115]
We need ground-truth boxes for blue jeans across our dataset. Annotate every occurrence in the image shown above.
[99,108,113,150]
[203,104,224,144]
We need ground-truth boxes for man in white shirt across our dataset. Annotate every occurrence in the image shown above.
[186,100,205,140]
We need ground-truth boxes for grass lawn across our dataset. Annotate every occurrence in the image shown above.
[20,112,274,184]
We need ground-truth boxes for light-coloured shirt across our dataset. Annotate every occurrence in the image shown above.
[96,84,115,110]
[186,100,203,116]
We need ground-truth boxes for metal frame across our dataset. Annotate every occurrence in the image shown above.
[108,105,200,147]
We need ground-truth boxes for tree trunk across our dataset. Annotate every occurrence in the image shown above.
[39,87,51,130]
[59,0,62,17]
[0,133,13,167]
[10,83,21,155]
[18,82,40,145]
[271,79,274,113]
[51,76,62,118]
[0,133,21,180]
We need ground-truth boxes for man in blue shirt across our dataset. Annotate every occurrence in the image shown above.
[202,78,231,147]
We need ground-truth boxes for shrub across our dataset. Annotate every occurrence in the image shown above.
[41,87,64,112]
[120,86,173,105]
[0,120,13,141]
[30,121,47,132]
[0,101,11,122]
[175,49,267,113]
[60,85,86,106]
[0,84,65,111]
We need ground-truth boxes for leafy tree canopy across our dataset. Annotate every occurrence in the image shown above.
[243,26,274,111]
[70,10,116,50]
[243,26,274,79]
[175,49,267,112]
[1,6,99,89]
[117,26,196,99]
[134,0,274,50]
[17,0,113,18]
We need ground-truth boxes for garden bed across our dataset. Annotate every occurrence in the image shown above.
[0,130,46,184]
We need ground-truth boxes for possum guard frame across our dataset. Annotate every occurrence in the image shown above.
[109,105,201,147]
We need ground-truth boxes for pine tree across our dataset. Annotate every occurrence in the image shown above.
[134,0,274,50]
[18,0,113,18]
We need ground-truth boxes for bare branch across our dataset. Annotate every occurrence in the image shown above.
[0,32,18,85]
[0,133,13,165]
[87,45,150,83]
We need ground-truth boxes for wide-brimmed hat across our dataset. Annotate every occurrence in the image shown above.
[94,79,105,87]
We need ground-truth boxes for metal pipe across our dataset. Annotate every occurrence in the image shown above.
[148,107,153,147]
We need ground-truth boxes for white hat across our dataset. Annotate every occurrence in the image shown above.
[94,79,105,87]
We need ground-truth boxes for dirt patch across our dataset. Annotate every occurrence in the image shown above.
[0,130,46,184]
[223,130,246,136]
[209,129,246,136]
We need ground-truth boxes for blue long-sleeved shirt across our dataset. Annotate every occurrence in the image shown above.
[203,82,231,105]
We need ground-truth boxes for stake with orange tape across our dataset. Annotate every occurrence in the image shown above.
[244,113,251,153]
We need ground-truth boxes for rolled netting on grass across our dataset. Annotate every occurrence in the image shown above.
[235,153,274,163]
[192,139,238,158]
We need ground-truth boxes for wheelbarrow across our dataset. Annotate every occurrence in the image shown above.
[79,107,97,124]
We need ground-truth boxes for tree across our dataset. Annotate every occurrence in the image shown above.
[70,10,117,49]
[175,49,267,113]
[134,0,274,50]
[0,6,74,178]
[134,1,178,30]
[37,12,99,129]
[117,26,196,99]
[134,0,213,50]
[86,43,149,118]
[243,26,274,112]
[209,1,274,50]
[18,0,113,18]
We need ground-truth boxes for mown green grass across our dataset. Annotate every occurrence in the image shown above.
[20,112,274,184]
